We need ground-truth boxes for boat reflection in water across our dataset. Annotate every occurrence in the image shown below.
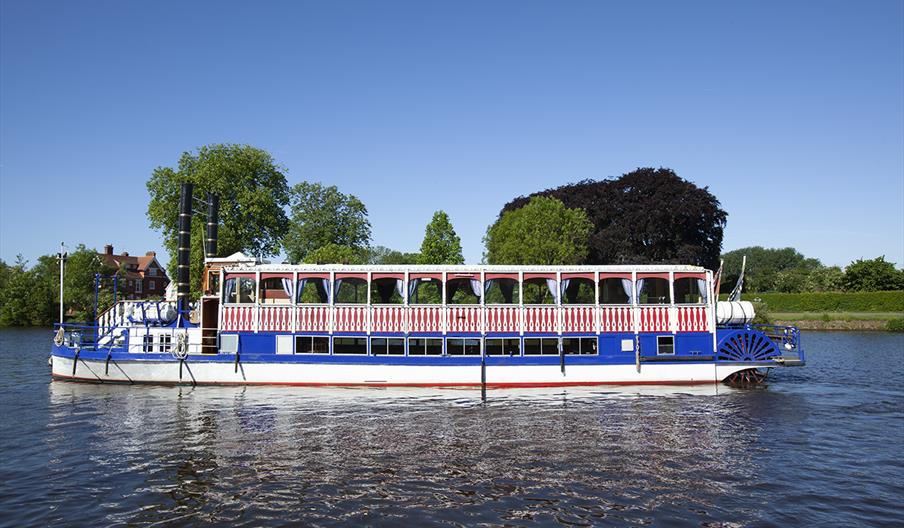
[46,380,783,525]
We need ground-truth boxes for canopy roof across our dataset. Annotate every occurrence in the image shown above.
[222,263,709,275]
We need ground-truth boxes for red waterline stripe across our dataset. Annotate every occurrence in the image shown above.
[52,373,716,388]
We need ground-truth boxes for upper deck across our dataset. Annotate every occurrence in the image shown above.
[204,262,715,336]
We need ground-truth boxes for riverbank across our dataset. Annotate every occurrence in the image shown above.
[771,312,903,331]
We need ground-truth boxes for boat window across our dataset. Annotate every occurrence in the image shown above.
[446,278,481,305]
[484,278,520,304]
[523,278,557,305]
[335,278,367,304]
[562,337,597,355]
[561,278,595,304]
[657,335,675,355]
[638,278,670,305]
[333,337,367,354]
[485,338,521,356]
[158,334,172,353]
[673,278,707,304]
[600,278,631,304]
[295,336,329,354]
[260,278,292,305]
[523,338,559,355]
[143,334,153,353]
[447,338,481,355]
[371,278,404,304]
[296,278,330,304]
[371,337,405,355]
[408,279,442,305]
[408,338,443,355]
[224,277,256,304]
[205,270,220,295]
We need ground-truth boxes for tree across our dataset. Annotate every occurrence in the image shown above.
[720,246,821,293]
[0,245,122,326]
[147,144,290,297]
[418,211,465,265]
[500,168,727,269]
[842,256,904,291]
[485,196,593,265]
[303,244,367,265]
[804,266,844,292]
[283,182,372,263]
[365,246,420,265]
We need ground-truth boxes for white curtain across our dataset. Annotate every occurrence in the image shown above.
[620,279,633,304]
[484,279,494,294]
[295,278,308,303]
[334,279,343,303]
[545,279,559,304]
[560,279,571,300]
[470,279,482,298]
[395,279,404,298]
[224,278,236,303]
[281,278,293,299]
[697,278,708,303]
[636,279,646,303]
[408,279,420,303]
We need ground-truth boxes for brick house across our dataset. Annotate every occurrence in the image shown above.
[99,245,170,300]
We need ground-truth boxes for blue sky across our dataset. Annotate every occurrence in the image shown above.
[2,0,902,268]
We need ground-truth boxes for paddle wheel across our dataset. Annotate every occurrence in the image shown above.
[716,327,781,385]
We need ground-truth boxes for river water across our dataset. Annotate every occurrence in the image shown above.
[0,329,902,527]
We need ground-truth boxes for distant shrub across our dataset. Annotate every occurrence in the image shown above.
[748,291,904,313]
[887,319,904,332]
[751,301,770,324]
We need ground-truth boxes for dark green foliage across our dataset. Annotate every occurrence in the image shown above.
[500,168,726,270]
[751,291,904,313]
[283,182,372,263]
[147,144,290,298]
[886,319,904,332]
[842,256,904,292]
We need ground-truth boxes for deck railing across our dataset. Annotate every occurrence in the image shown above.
[222,303,715,335]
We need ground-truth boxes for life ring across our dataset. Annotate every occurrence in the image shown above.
[53,327,65,347]
[173,333,189,359]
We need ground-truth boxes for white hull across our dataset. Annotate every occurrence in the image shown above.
[50,355,758,387]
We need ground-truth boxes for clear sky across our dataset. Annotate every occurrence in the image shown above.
[2,0,902,269]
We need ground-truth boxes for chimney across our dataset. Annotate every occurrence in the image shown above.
[206,192,219,260]
[177,183,194,316]
[146,251,156,257]
[104,244,113,255]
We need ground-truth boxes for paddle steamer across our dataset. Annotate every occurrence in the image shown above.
[50,185,804,387]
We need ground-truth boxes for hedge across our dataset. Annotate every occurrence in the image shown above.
[722,291,904,313]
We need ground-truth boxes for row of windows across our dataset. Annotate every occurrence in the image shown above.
[224,276,707,306]
[288,336,603,356]
[142,333,171,353]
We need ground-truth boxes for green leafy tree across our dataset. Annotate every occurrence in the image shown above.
[147,144,290,297]
[842,256,904,291]
[804,265,844,292]
[484,196,593,265]
[0,246,121,326]
[283,182,372,263]
[721,246,821,293]
[303,244,367,265]
[0,256,36,326]
[418,211,465,265]
[365,246,420,265]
